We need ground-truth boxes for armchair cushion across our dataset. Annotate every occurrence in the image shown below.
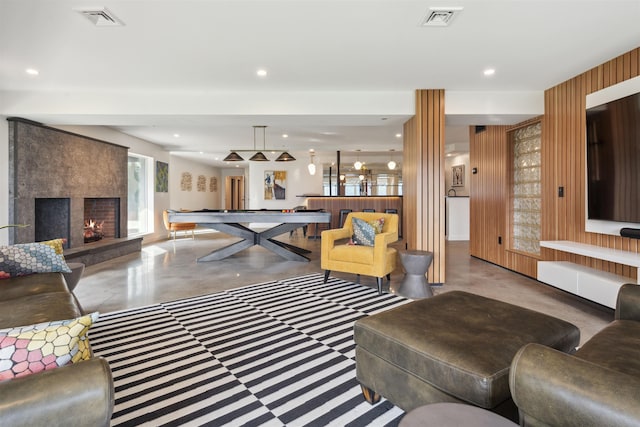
[330,244,375,265]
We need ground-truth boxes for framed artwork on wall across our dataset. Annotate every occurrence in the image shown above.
[181,172,192,191]
[197,175,206,192]
[452,165,465,187]
[155,161,169,192]
[264,170,287,200]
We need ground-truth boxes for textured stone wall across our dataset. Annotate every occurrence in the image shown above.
[8,118,128,248]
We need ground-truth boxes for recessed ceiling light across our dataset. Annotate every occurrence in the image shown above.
[256,69,267,77]
[395,133,402,138]
[25,68,39,76]
[484,68,496,76]
[282,134,288,138]
[173,133,180,138]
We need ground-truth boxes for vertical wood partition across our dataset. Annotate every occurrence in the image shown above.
[403,90,446,283]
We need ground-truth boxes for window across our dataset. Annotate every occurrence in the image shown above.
[128,154,154,235]
[510,122,542,255]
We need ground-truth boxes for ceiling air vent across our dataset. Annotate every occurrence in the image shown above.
[75,7,124,27]
[420,7,463,27]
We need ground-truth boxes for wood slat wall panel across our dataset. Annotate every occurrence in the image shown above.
[544,47,640,280]
[306,196,403,233]
[469,126,508,265]
[470,47,640,281]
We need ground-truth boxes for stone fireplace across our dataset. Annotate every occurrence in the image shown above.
[8,118,129,250]
[34,198,71,248]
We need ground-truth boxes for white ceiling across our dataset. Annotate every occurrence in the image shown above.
[1,0,639,167]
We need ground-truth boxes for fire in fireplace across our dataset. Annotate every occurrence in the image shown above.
[84,219,105,243]
[83,198,120,244]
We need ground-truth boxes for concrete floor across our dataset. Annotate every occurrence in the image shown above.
[75,230,614,345]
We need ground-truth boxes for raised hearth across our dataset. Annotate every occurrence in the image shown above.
[64,237,143,266]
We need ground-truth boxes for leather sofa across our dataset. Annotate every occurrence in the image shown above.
[510,283,640,427]
[0,272,114,427]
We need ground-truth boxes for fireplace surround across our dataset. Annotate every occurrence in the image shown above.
[8,118,128,250]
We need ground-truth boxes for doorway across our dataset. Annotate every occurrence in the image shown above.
[225,176,245,210]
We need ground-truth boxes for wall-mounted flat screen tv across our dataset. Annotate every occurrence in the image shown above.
[586,76,640,235]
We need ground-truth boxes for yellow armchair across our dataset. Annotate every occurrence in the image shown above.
[321,212,399,294]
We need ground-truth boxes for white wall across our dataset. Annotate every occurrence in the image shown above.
[445,153,470,197]
[169,155,221,210]
[248,153,324,210]
[0,117,9,245]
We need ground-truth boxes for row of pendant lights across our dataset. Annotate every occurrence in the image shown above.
[353,149,398,171]
[223,126,296,162]
[224,128,398,173]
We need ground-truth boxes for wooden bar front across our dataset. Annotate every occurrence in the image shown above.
[306,196,403,237]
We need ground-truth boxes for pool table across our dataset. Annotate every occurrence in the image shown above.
[168,209,331,262]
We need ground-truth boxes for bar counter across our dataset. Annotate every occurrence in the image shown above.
[305,196,403,236]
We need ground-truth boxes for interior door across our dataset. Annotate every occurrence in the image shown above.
[225,176,245,210]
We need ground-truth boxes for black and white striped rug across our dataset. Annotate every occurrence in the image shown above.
[90,273,410,426]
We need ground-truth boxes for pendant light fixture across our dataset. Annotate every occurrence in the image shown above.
[275,151,296,162]
[307,150,316,175]
[223,151,244,162]
[249,125,269,161]
[224,125,296,162]
[354,150,363,170]
[387,149,397,170]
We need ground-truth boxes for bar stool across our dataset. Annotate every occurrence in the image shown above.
[339,209,352,227]
[384,208,398,214]
[363,208,375,212]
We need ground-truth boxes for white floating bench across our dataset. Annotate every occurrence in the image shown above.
[538,241,640,309]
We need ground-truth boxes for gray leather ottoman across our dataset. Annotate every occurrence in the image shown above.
[354,291,580,420]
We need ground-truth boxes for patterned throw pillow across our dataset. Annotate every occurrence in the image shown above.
[352,217,378,246]
[0,243,71,279]
[0,312,99,380]
[40,238,66,255]
[368,218,385,234]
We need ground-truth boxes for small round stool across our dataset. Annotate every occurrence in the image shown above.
[393,250,433,298]
[63,262,85,292]
[400,403,518,427]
